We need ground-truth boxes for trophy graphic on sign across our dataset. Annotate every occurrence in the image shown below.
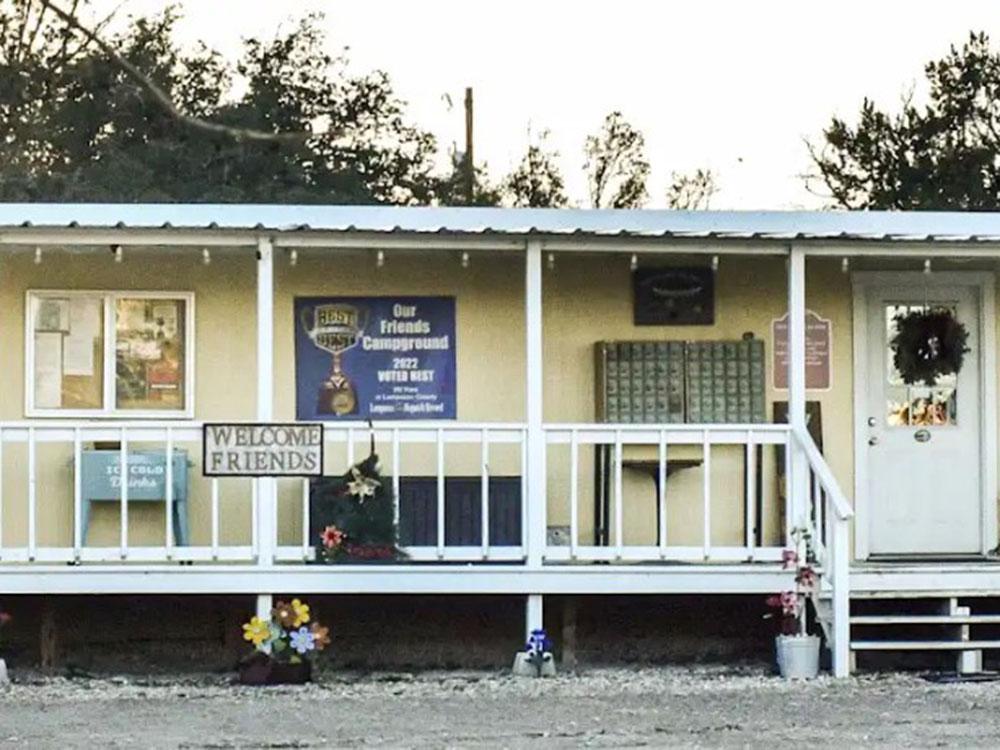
[301,303,368,416]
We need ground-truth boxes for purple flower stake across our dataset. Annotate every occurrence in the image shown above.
[289,626,317,655]
[524,628,553,676]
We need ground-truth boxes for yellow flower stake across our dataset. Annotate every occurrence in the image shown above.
[291,599,310,627]
[242,616,271,649]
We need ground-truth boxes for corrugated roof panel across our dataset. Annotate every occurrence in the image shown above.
[0,204,999,243]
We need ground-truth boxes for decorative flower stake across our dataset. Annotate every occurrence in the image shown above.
[239,598,328,684]
[524,628,554,677]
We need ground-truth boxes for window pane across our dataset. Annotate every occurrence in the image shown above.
[115,298,186,412]
[884,302,959,427]
[31,294,104,410]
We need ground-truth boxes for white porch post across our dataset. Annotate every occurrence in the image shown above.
[525,239,546,568]
[787,244,808,529]
[788,244,851,676]
[256,236,276,619]
[525,240,546,642]
[525,593,543,641]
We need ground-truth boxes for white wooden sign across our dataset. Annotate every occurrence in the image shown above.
[203,423,323,477]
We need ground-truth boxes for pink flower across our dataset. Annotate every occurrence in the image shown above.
[796,565,818,593]
[321,525,346,550]
[765,591,800,618]
[780,591,798,616]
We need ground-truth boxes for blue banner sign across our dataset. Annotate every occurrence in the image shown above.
[295,296,456,420]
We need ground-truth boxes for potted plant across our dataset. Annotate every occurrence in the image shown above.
[766,528,821,679]
[0,606,11,685]
[238,598,329,685]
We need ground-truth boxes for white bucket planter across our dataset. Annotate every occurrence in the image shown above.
[775,635,820,679]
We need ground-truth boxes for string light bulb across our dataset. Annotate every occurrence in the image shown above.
[33,246,42,265]
[112,244,123,263]
[376,249,385,268]
[202,248,211,266]
[289,249,298,267]
[630,253,638,271]
[841,257,849,274]
[547,252,555,271]
[924,259,932,275]
[461,251,470,269]
[711,255,720,272]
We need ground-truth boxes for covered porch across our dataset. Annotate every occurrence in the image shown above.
[5,206,1000,676]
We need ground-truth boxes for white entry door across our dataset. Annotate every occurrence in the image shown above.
[862,280,984,557]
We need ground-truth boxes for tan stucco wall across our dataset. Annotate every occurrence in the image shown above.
[539,255,854,548]
[4,247,978,556]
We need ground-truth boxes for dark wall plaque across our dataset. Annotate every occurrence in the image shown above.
[633,267,714,325]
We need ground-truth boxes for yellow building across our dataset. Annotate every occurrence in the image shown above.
[4,204,1000,675]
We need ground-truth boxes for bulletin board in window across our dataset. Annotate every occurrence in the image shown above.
[115,297,186,412]
[27,291,194,417]
[31,294,105,411]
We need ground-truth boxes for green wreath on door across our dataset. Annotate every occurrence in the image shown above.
[890,308,970,386]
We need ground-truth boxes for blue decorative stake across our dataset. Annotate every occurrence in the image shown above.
[525,628,554,677]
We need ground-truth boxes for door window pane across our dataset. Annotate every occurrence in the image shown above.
[884,303,958,426]
[115,298,187,411]
[31,295,104,410]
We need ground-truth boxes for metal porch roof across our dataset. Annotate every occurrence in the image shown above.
[2,204,1000,243]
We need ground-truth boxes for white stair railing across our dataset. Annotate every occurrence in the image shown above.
[793,427,853,677]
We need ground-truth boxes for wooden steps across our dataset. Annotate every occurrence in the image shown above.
[849,595,1000,671]
[852,640,1000,651]
[851,614,1000,626]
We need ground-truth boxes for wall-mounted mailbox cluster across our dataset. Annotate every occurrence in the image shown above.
[595,339,766,424]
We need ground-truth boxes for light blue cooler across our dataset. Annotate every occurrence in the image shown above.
[80,449,190,546]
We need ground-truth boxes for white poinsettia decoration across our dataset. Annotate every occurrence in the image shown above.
[347,466,381,501]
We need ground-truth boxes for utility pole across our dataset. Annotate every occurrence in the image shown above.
[464,87,474,204]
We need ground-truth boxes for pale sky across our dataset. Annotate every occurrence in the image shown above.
[87,0,1000,209]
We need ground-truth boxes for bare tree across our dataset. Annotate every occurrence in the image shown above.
[666,168,718,209]
[584,111,649,208]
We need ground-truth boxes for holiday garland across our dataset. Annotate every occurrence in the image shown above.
[890,308,970,386]
[310,451,403,563]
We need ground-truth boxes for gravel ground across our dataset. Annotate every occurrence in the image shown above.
[2,665,1000,748]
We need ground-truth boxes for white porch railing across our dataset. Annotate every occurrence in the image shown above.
[0,422,255,564]
[543,423,793,563]
[273,423,528,563]
[0,421,850,579]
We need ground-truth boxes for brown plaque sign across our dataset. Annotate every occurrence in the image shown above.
[772,310,832,390]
